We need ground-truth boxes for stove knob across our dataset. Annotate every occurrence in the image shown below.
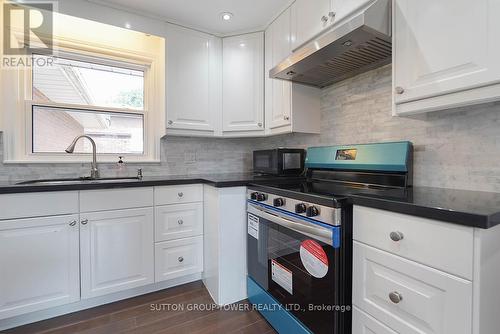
[306,206,320,217]
[256,193,268,202]
[250,192,259,200]
[295,203,307,214]
[273,198,285,207]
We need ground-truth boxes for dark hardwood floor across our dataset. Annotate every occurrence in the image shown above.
[5,281,276,334]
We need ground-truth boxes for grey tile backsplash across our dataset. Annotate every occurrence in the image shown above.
[1,65,499,192]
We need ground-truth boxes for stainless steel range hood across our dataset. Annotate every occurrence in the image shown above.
[270,0,391,88]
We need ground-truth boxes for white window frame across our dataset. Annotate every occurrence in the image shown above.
[2,33,165,163]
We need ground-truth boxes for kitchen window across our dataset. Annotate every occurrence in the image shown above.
[1,11,165,163]
[31,54,147,155]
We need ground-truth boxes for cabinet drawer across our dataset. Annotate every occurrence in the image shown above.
[0,191,79,220]
[353,306,398,334]
[80,188,153,212]
[155,203,203,242]
[154,184,203,205]
[155,236,203,282]
[353,206,473,279]
[353,242,472,334]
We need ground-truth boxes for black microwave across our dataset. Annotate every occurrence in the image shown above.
[253,148,305,176]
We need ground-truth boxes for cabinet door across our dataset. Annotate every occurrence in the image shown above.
[393,0,500,108]
[223,32,264,133]
[291,0,331,50]
[266,8,292,130]
[0,215,80,319]
[330,0,373,25]
[166,24,220,132]
[80,208,154,299]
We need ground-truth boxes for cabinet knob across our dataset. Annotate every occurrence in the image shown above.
[390,231,404,242]
[168,120,173,125]
[328,11,336,21]
[283,116,290,121]
[178,219,184,225]
[81,219,88,225]
[178,256,184,263]
[178,192,184,198]
[321,15,328,23]
[69,220,77,227]
[395,86,405,94]
[258,123,263,127]
[389,291,403,304]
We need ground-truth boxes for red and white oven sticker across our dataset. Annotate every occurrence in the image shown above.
[300,239,329,278]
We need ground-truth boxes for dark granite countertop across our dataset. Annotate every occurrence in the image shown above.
[0,173,303,194]
[349,186,500,229]
[1,174,499,229]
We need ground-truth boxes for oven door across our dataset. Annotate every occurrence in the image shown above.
[247,202,343,334]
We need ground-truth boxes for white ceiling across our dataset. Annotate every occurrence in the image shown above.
[94,0,293,35]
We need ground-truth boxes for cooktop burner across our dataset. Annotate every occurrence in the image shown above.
[251,180,411,208]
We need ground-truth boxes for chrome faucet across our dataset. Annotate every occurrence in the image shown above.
[65,135,100,179]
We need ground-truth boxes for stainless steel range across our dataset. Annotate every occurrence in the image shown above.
[246,141,413,334]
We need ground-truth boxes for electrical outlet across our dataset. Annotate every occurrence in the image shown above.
[184,151,197,164]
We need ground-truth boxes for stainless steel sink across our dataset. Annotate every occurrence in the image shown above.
[16,177,141,185]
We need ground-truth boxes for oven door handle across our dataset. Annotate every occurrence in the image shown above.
[248,203,336,245]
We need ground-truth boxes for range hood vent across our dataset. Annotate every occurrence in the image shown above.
[270,0,392,88]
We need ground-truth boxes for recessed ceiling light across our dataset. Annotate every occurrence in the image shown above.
[221,12,233,21]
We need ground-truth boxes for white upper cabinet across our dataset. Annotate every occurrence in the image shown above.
[291,0,331,50]
[222,32,264,134]
[331,0,374,25]
[266,8,292,130]
[265,8,321,135]
[0,215,80,320]
[393,0,500,115]
[166,24,221,134]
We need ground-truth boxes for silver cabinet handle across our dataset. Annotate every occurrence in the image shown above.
[258,123,263,127]
[321,15,328,23]
[389,291,403,304]
[69,220,77,227]
[168,120,173,125]
[81,219,88,225]
[395,86,405,94]
[178,192,184,198]
[283,115,290,121]
[178,256,184,263]
[178,219,184,225]
[390,231,404,242]
[328,11,336,22]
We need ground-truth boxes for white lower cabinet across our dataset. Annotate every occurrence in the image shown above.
[155,236,203,282]
[0,215,80,320]
[353,241,472,334]
[0,185,207,330]
[203,185,248,306]
[353,306,398,334]
[80,208,154,299]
